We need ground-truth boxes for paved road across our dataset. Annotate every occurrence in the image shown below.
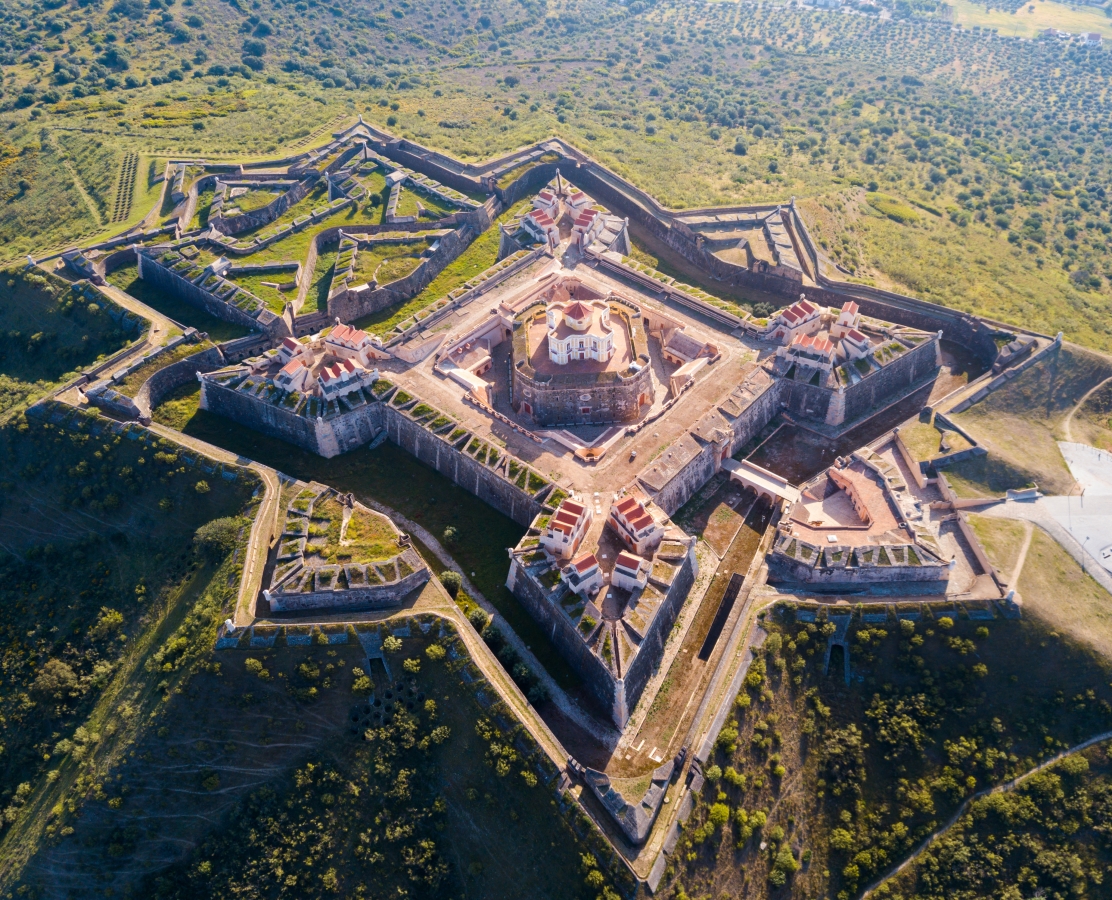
[979,498,1112,595]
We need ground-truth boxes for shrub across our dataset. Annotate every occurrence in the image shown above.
[439,570,462,596]
[194,480,211,494]
[425,644,446,661]
[403,657,421,673]
[382,635,403,653]
[193,517,242,557]
[467,607,490,632]
[32,658,78,701]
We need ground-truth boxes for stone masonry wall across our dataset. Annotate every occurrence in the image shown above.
[200,377,331,454]
[515,365,654,428]
[383,406,544,527]
[622,549,696,720]
[137,252,287,337]
[269,557,429,613]
[506,558,619,718]
[135,345,225,417]
[212,175,317,237]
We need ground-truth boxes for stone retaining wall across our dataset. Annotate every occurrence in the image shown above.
[383,406,545,527]
[135,345,225,417]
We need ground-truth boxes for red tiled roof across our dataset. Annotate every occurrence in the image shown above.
[563,301,591,321]
[280,359,306,375]
[561,499,586,516]
[628,512,655,532]
[572,553,598,573]
[614,551,642,572]
[841,300,859,315]
[793,333,834,355]
[614,496,640,515]
[330,323,369,345]
[282,337,301,351]
[528,209,555,227]
[845,328,868,344]
[781,308,801,324]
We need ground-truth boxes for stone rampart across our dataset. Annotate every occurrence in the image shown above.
[268,553,429,613]
[328,226,471,323]
[135,345,225,417]
[515,364,654,427]
[621,549,696,718]
[383,406,544,527]
[211,175,317,237]
[199,376,344,454]
[506,558,618,717]
[137,251,288,337]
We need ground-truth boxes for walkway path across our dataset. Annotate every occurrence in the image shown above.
[1062,375,1112,444]
[980,499,1112,594]
[860,731,1112,899]
[145,423,283,627]
[1009,520,1035,588]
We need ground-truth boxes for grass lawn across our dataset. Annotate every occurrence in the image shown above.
[352,199,531,336]
[151,385,582,692]
[105,263,252,343]
[224,271,291,314]
[114,338,215,398]
[948,0,1112,38]
[898,419,944,462]
[966,513,1028,578]
[950,344,1112,496]
[1018,526,1112,660]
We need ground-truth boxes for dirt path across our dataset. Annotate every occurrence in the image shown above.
[859,730,1112,899]
[1009,520,1035,588]
[1062,374,1112,443]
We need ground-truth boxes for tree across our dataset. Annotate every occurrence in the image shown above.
[194,517,241,558]
[439,570,462,596]
[32,658,78,701]
[822,725,866,794]
[383,635,402,653]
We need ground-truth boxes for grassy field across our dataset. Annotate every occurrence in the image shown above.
[352,199,531,336]
[949,344,1112,496]
[664,604,1112,899]
[0,268,144,420]
[966,513,1028,576]
[1,0,1109,348]
[151,384,583,693]
[1074,378,1112,451]
[948,0,1112,37]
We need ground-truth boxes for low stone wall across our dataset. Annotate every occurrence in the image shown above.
[269,557,429,613]
[383,406,544,527]
[766,553,950,591]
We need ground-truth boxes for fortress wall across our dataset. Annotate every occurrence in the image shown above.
[767,554,949,589]
[200,378,324,454]
[779,378,834,421]
[135,345,225,417]
[378,140,489,196]
[496,162,561,208]
[212,175,316,237]
[622,550,697,720]
[507,560,618,718]
[318,402,385,457]
[269,564,429,613]
[645,442,721,518]
[842,339,940,423]
[328,226,470,323]
[725,379,785,458]
[515,365,654,428]
[383,407,544,527]
[137,252,274,335]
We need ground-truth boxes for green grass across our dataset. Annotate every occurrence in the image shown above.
[0,269,142,420]
[114,338,215,398]
[352,199,531,337]
[865,190,919,225]
[105,263,252,343]
[224,270,291,314]
[0,409,257,880]
[150,388,583,693]
[951,344,1112,495]
[898,419,943,462]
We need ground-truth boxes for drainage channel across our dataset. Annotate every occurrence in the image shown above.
[697,572,745,661]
